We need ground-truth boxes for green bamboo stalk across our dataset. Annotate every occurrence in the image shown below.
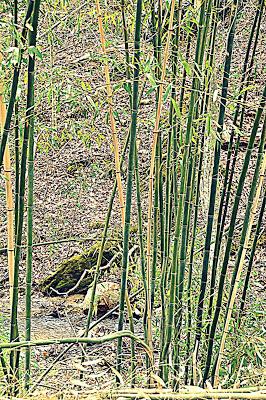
[160,0,209,381]
[213,148,266,386]
[173,145,195,382]
[0,0,35,168]
[185,139,202,384]
[238,190,266,325]
[84,134,130,337]
[194,0,238,357]
[24,2,40,387]
[10,0,41,385]
[14,0,20,239]
[185,0,219,381]
[82,76,147,373]
[117,0,143,374]
[0,331,151,357]
[203,83,266,383]
[14,114,20,240]
[134,145,148,338]
[159,1,182,357]
[150,0,163,314]
[121,0,132,106]
[206,0,264,337]
[119,3,147,383]
[223,115,266,320]
[151,142,159,311]
[156,2,165,283]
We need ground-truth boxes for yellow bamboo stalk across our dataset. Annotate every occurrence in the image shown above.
[81,388,266,399]
[0,67,15,303]
[94,0,134,356]
[95,0,125,226]
[145,0,176,352]
[214,151,266,387]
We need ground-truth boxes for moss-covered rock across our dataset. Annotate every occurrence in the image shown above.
[39,242,119,295]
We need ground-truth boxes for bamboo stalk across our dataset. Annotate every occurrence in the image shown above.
[0,74,15,304]
[3,145,15,303]
[206,0,264,337]
[24,0,40,386]
[96,390,266,399]
[160,0,209,380]
[94,0,140,382]
[14,0,20,240]
[214,150,266,387]
[194,0,238,358]
[0,59,14,385]
[145,0,176,358]
[0,0,35,168]
[238,191,266,325]
[0,330,151,357]
[213,117,266,386]
[9,0,42,385]
[95,0,125,226]
[117,0,143,374]
[203,83,266,383]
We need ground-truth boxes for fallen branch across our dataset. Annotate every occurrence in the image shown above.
[0,330,151,359]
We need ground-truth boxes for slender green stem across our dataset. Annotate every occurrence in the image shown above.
[117,0,143,374]
[203,84,266,383]
[194,0,238,356]
[24,2,39,385]
[0,0,35,167]
[206,0,264,337]
[238,190,266,325]
[10,1,41,387]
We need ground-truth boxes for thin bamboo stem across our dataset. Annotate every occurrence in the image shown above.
[96,390,266,399]
[160,0,208,380]
[238,191,265,325]
[9,0,41,385]
[194,0,238,357]
[206,0,264,337]
[0,74,15,304]
[4,145,15,304]
[95,0,125,226]
[117,0,143,374]
[25,6,38,385]
[0,330,151,357]
[0,0,35,167]
[203,83,266,382]
[145,0,176,357]
[213,150,266,387]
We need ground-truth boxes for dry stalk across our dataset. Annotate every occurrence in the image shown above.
[94,0,135,373]
[95,0,125,226]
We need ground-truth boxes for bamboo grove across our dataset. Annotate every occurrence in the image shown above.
[0,0,265,395]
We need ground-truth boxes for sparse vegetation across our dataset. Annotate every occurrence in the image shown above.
[0,0,265,398]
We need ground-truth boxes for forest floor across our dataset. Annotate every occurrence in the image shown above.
[0,0,265,397]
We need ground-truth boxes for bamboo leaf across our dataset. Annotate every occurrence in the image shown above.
[28,46,43,60]
[171,98,182,120]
